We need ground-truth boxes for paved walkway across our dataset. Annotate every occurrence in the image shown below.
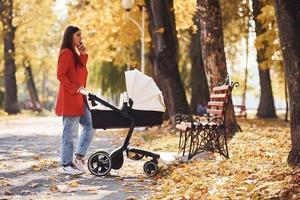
[0,116,155,199]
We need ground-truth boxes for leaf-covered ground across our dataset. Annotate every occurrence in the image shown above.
[1,114,299,199]
[126,117,299,199]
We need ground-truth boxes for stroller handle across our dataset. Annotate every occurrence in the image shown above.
[79,89,135,123]
[79,88,89,96]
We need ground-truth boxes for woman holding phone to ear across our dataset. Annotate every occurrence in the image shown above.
[55,25,95,175]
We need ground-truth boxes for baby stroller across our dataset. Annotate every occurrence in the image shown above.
[80,69,165,177]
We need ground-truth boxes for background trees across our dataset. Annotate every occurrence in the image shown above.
[0,0,56,113]
[0,0,291,128]
[252,0,277,118]
[0,0,19,114]
[274,0,300,166]
[197,0,240,133]
[189,7,209,114]
[145,0,190,125]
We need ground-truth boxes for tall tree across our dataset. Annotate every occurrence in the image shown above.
[0,0,20,114]
[25,63,41,112]
[145,0,190,126]
[252,0,277,118]
[274,0,300,166]
[197,0,240,134]
[241,0,250,109]
[189,12,209,114]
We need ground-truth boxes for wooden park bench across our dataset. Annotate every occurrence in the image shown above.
[234,105,246,117]
[175,77,239,159]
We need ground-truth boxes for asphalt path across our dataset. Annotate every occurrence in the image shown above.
[0,116,155,200]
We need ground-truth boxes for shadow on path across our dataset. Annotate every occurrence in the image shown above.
[0,116,154,199]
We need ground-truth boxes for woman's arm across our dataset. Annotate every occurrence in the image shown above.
[80,54,88,66]
[57,49,78,94]
[78,43,88,66]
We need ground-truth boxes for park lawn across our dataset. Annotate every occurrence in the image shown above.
[128,117,299,199]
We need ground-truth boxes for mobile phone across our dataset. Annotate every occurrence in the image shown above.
[77,42,83,48]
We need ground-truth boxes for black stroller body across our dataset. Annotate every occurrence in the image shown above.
[82,69,165,177]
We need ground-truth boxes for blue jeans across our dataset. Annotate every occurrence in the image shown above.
[61,104,96,166]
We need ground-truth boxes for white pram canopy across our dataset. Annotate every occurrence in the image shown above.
[90,69,165,112]
[125,69,165,112]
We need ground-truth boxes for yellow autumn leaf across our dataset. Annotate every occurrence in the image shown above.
[0,179,13,187]
[31,165,42,172]
[124,187,134,193]
[68,181,79,187]
[50,185,58,192]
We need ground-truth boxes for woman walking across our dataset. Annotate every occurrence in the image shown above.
[56,25,95,175]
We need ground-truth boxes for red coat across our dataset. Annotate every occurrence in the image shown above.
[55,48,88,116]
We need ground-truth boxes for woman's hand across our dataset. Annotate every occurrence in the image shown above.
[77,42,87,55]
[77,86,86,93]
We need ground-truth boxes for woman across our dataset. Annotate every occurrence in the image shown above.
[56,25,95,175]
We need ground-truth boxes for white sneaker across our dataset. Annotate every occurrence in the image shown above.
[74,157,85,172]
[58,166,83,175]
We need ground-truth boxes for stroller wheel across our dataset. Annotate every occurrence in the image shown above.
[88,151,111,176]
[143,160,158,177]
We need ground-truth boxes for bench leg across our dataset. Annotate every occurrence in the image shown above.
[179,128,192,157]
[188,129,195,160]
[211,127,229,158]
[194,128,210,153]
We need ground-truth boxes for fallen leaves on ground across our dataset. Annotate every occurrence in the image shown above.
[30,159,58,172]
[50,180,105,194]
[0,177,13,187]
[68,180,79,187]
[128,118,295,199]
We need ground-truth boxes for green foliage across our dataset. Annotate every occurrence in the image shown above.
[89,61,126,100]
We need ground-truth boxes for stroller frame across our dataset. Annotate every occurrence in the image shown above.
[86,93,160,177]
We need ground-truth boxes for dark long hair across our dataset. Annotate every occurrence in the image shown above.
[60,25,83,68]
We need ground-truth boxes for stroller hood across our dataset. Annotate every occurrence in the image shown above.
[125,69,166,112]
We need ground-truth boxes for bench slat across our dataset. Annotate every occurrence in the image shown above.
[210,93,228,99]
[212,85,231,92]
[207,109,224,115]
[207,101,224,107]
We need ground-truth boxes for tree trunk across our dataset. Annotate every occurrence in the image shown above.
[274,0,300,166]
[197,0,240,134]
[0,0,20,114]
[284,71,288,122]
[145,0,190,126]
[148,43,171,120]
[256,68,277,117]
[147,45,158,86]
[242,8,250,108]
[25,65,42,112]
[252,0,277,118]
[190,11,210,114]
